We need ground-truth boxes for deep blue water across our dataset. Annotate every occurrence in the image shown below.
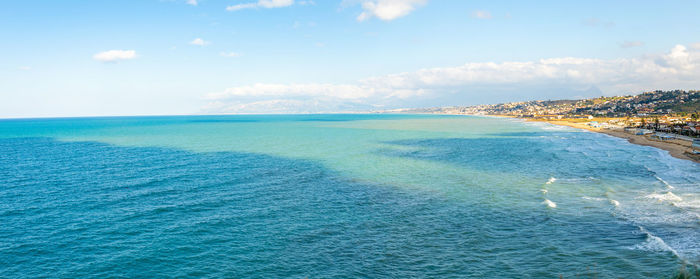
[1,115,698,278]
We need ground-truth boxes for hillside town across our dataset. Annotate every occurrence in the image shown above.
[396,90,700,156]
[410,90,700,136]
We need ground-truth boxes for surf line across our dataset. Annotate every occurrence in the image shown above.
[541,177,557,208]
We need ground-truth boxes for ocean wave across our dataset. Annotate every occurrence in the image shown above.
[671,199,700,210]
[543,199,557,208]
[609,199,620,207]
[669,194,700,220]
[654,175,675,189]
[581,196,620,207]
[548,177,596,183]
[545,177,556,185]
[582,196,606,201]
[645,191,683,202]
[631,226,680,258]
[644,165,654,173]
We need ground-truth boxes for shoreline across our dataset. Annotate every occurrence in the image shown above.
[520,117,700,164]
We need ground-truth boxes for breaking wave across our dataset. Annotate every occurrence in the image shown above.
[582,196,606,201]
[654,175,675,189]
[609,199,620,207]
[543,199,557,208]
[645,192,683,203]
[632,226,680,259]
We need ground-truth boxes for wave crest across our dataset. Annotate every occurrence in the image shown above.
[645,192,682,202]
[632,226,680,258]
[543,199,557,208]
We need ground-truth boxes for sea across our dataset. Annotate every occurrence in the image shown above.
[1,114,698,278]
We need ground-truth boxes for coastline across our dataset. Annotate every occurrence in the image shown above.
[521,117,700,164]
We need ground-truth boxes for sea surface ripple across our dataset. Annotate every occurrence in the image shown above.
[1,114,698,278]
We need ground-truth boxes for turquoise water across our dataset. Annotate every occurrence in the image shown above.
[1,114,698,278]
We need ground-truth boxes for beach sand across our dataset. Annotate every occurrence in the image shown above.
[527,118,700,164]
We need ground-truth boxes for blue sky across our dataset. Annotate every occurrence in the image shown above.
[1,0,699,117]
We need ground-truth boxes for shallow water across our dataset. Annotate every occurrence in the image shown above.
[1,114,698,278]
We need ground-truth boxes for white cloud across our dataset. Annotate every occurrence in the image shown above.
[189,38,211,46]
[658,44,695,71]
[93,50,137,62]
[204,44,700,113]
[620,41,644,48]
[259,0,294,8]
[471,10,491,19]
[355,0,427,21]
[18,66,31,71]
[226,0,294,11]
[220,52,242,57]
[186,0,198,6]
[226,3,257,11]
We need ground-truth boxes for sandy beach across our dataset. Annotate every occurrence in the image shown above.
[525,118,700,164]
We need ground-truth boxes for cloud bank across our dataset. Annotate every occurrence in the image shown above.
[93,50,137,62]
[190,38,211,46]
[204,45,700,113]
[226,0,295,11]
[355,0,427,21]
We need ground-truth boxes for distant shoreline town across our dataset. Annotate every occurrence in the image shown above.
[393,90,700,163]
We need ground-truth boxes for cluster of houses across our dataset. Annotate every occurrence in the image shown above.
[591,120,700,154]
[440,90,699,119]
[398,90,700,154]
[586,118,699,137]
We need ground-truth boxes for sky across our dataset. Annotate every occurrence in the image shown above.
[1,0,700,118]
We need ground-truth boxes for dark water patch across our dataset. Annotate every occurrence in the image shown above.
[0,137,678,278]
[378,136,656,180]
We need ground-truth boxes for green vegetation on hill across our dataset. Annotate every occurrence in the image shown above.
[405,90,700,118]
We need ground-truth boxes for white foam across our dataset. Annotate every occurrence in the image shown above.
[524,122,571,131]
[671,198,700,210]
[540,189,548,194]
[654,175,675,189]
[541,125,570,131]
[667,194,700,220]
[545,177,556,185]
[609,199,620,207]
[645,192,683,202]
[632,226,680,258]
[543,199,557,208]
[582,196,606,201]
